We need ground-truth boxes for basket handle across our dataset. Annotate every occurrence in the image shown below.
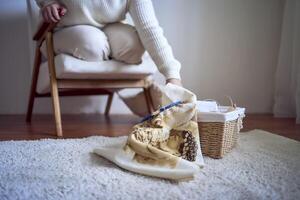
[225,96,237,112]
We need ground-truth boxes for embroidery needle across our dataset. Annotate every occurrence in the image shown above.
[140,100,183,123]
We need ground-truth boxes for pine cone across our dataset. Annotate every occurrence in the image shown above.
[179,130,198,161]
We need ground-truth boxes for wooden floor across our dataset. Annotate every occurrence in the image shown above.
[0,114,299,141]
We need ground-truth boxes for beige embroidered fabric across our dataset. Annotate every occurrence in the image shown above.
[94,84,204,180]
[125,84,202,165]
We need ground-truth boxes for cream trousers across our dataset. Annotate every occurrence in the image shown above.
[41,23,145,64]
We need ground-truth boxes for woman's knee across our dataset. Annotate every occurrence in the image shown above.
[41,25,110,61]
[103,23,145,64]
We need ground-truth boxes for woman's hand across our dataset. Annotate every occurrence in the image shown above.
[166,78,182,87]
[41,3,67,23]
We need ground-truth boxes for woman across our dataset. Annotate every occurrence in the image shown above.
[36,0,182,86]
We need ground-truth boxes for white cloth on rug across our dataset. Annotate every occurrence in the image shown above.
[93,140,201,180]
[94,84,204,180]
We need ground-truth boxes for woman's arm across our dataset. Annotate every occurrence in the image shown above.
[128,0,182,85]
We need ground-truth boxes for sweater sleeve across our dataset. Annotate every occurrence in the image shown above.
[35,0,58,8]
[128,0,181,80]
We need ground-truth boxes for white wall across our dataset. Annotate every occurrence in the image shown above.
[0,0,284,114]
[0,0,31,114]
[154,0,284,113]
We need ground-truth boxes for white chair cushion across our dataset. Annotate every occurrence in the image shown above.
[37,53,157,93]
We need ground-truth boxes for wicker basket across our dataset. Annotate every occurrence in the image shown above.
[197,103,245,159]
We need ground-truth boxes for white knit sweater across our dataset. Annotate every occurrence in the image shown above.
[36,0,181,80]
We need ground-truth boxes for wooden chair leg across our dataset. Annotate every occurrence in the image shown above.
[50,85,63,137]
[105,93,114,116]
[143,87,154,114]
[26,44,42,122]
[46,32,63,137]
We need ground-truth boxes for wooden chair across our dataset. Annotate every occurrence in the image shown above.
[26,21,154,137]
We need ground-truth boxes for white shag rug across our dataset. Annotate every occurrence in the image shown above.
[0,130,299,200]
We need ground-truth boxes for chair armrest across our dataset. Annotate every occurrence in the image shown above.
[33,21,58,41]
